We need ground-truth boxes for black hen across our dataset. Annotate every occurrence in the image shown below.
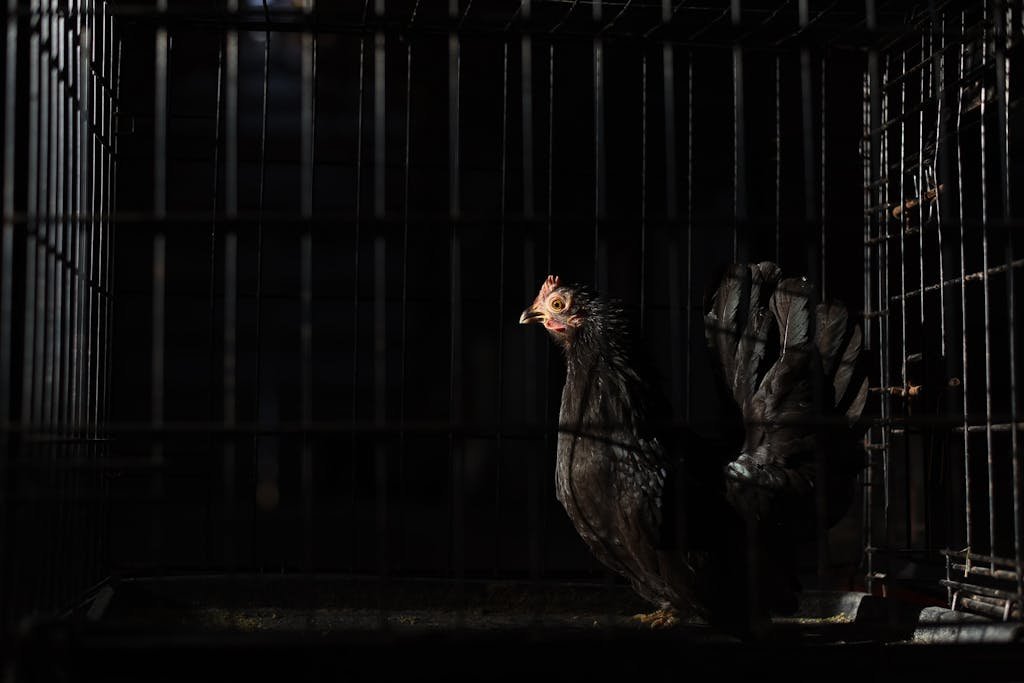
[519,264,869,634]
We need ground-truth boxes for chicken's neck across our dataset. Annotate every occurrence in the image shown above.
[561,313,652,436]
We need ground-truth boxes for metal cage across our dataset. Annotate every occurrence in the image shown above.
[0,0,1022,679]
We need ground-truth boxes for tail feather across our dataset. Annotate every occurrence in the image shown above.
[769,277,814,354]
[814,302,849,379]
[704,262,780,410]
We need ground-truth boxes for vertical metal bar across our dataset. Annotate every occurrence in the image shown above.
[495,35,509,575]
[685,52,692,422]
[541,37,555,573]
[521,11,533,218]
[523,21,540,582]
[862,64,873,591]
[45,0,57,436]
[52,2,62,441]
[35,0,48,432]
[223,0,238,572]
[897,48,910,551]
[663,10,682,422]
[152,0,168,567]
[23,0,40,432]
[592,0,606,292]
[979,2,997,569]
[350,32,366,571]
[919,34,927,331]
[208,40,223,431]
[58,7,71,606]
[25,0,45,613]
[84,0,96,470]
[254,0,270,440]
[103,19,121,578]
[300,0,316,574]
[546,42,553,273]
[775,55,781,264]
[372,0,388,593]
[76,0,90,595]
[0,0,19,622]
[640,52,647,330]
[731,0,744,263]
[880,50,891,565]
[74,2,85,440]
[448,0,464,583]
[820,53,826,298]
[956,9,972,555]
[799,0,818,291]
[932,4,948,359]
[398,33,412,574]
[994,0,1022,604]
[798,0,827,580]
[1,0,18,428]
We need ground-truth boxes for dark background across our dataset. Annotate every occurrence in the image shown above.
[107,2,871,582]
[2,0,1022,633]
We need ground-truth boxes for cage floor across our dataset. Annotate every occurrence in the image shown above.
[8,575,1024,682]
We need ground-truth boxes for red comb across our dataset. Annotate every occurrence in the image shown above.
[530,275,561,309]
[539,275,560,299]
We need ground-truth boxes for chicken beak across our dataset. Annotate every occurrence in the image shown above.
[519,307,544,325]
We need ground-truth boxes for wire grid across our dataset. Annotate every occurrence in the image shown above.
[0,0,120,628]
[0,0,1019,646]
[863,1,1023,620]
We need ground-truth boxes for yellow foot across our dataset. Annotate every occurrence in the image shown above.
[632,608,679,629]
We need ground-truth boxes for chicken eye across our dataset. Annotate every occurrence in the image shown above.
[549,297,566,312]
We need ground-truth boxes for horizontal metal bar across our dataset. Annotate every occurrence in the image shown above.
[942,580,1021,603]
[943,549,1023,570]
[0,210,752,230]
[868,384,923,397]
[951,563,1022,583]
[954,594,1022,620]
[954,422,1024,434]
[888,259,1024,302]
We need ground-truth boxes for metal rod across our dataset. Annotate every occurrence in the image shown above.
[663,27,682,422]
[820,52,826,298]
[685,51,692,422]
[956,9,972,554]
[397,34,412,574]
[207,40,224,431]
[888,259,1024,300]
[776,54,781,264]
[448,4,463,581]
[931,4,948,360]
[301,5,317,574]
[373,2,387,586]
[495,35,510,574]
[980,3,996,569]
[151,0,168,569]
[350,31,366,572]
[897,47,911,552]
[253,0,270,449]
[640,51,647,331]
[862,35,873,588]
[0,0,19,428]
[731,0,744,263]
[994,0,1023,609]
[880,48,891,546]
[593,0,606,293]
[223,0,239,572]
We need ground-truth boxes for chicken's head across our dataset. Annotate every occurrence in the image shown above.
[519,275,583,341]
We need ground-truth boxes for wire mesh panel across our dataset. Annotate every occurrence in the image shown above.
[0,0,120,629]
[0,0,1023,678]
[863,1,1023,619]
